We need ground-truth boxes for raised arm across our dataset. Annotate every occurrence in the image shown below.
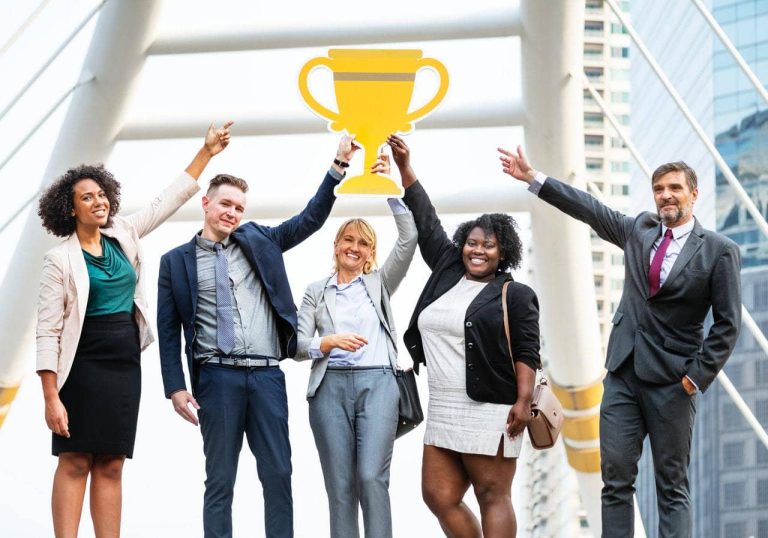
[498,145,634,249]
[388,134,454,269]
[126,121,233,238]
[379,199,417,296]
[270,136,357,251]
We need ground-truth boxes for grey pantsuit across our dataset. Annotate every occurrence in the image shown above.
[294,210,417,538]
[535,177,741,537]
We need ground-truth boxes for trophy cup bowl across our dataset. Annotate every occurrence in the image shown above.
[299,49,449,197]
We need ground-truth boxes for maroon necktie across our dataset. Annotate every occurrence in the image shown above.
[649,228,674,295]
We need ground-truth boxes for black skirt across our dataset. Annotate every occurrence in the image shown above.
[53,312,141,458]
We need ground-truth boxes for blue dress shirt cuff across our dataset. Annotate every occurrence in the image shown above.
[387,198,409,215]
[328,166,345,181]
[309,336,325,360]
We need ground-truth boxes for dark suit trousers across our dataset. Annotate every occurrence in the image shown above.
[600,360,697,538]
[197,364,293,538]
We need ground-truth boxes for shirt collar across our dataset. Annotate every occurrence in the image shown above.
[195,233,232,252]
[662,217,695,241]
[327,273,363,289]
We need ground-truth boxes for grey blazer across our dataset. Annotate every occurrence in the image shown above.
[538,177,741,393]
[295,210,418,398]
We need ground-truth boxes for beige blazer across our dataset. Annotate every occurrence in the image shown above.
[36,172,200,389]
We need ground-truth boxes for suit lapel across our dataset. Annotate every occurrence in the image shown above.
[67,234,89,326]
[641,225,660,288]
[182,237,198,311]
[323,277,338,330]
[658,220,704,294]
[465,275,506,318]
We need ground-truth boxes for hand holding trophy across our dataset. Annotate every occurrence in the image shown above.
[299,48,449,197]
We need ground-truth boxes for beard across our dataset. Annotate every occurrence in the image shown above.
[659,204,691,226]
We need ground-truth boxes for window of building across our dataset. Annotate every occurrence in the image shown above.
[725,362,743,387]
[724,521,747,538]
[755,280,768,309]
[611,91,630,103]
[610,22,627,34]
[585,20,604,37]
[611,162,630,173]
[585,66,605,81]
[758,519,768,538]
[585,112,605,127]
[723,441,744,467]
[611,46,630,58]
[594,275,604,290]
[586,158,604,172]
[723,482,745,508]
[757,399,768,426]
[586,0,603,13]
[585,43,604,59]
[758,479,768,506]
[757,361,768,386]
[585,135,604,147]
[611,184,629,196]
[597,300,604,312]
[610,137,626,148]
[758,440,768,464]
[722,402,745,430]
[592,251,604,263]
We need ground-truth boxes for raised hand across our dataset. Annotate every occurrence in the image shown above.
[204,120,234,156]
[386,134,417,188]
[498,145,537,184]
[371,153,391,175]
[336,135,360,164]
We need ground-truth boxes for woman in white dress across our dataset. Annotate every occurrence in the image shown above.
[388,134,541,537]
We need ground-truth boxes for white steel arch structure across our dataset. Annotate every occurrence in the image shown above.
[2,1,766,536]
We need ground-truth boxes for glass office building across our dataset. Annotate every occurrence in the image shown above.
[631,1,768,537]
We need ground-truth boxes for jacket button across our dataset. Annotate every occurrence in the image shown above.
[466,321,473,327]
[468,363,474,370]
[467,342,474,349]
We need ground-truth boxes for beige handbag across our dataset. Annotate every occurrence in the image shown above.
[502,281,564,450]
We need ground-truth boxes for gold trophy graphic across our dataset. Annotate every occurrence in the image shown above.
[299,49,449,196]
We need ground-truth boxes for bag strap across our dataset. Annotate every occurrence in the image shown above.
[501,280,517,376]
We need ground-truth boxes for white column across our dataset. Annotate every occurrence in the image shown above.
[0,0,163,420]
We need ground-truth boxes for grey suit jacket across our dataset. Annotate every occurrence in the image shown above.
[295,210,418,398]
[538,177,741,392]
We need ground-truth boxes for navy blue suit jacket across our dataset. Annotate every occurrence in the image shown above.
[157,172,338,397]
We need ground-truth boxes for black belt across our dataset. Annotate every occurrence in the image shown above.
[204,354,279,368]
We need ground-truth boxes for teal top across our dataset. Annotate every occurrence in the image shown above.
[83,236,137,317]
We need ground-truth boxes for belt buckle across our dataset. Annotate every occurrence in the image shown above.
[232,357,247,367]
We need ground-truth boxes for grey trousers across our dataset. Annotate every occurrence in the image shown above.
[600,361,697,538]
[308,366,399,538]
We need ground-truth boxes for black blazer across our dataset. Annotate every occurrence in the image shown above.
[402,181,541,405]
[157,172,338,398]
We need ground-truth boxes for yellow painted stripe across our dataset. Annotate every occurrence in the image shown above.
[562,414,600,442]
[550,376,605,410]
[0,385,20,406]
[565,446,601,473]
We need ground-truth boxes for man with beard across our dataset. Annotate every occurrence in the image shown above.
[498,146,741,538]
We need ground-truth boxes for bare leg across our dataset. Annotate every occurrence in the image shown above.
[462,441,517,538]
[52,453,93,538]
[90,454,125,538]
[422,444,482,538]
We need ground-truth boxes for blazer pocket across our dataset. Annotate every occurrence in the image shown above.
[663,338,699,355]
[685,269,710,280]
[611,311,624,325]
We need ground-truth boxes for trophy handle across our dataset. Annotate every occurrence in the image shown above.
[405,58,450,123]
[298,57,341,123]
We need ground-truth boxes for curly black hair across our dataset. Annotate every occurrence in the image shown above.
[38,164,121,237]
[452,213,523,273]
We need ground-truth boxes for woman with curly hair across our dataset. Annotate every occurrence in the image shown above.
[387,134,541,538]
[36,121,232,537]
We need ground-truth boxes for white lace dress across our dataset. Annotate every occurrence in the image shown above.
[418,277,523,457]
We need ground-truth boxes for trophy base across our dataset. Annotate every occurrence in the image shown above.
[334,173,404,197]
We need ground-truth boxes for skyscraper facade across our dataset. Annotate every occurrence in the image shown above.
[630,1,768,537]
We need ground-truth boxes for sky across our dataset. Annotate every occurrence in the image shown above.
[0,1,541,536]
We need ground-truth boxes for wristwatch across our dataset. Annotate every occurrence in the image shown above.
[333,158,350,168]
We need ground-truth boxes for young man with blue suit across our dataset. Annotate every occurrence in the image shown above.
[499,145,741,538]
[157,137,356,538]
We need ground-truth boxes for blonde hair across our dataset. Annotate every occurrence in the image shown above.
[333,218,377,274]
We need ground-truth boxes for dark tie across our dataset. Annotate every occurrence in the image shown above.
[214,242,235,354]
[648,228,674,296]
